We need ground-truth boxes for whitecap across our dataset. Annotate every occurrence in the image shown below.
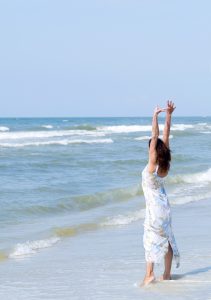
[197,122,207,126]
[101,209,145,226]
[41,125,53,129]
[182,168,211,184]
[170,168,211,185]
[171,124,194,131]
[134,136,151,141]
[0,130,105,140]
[0,126,9,132]
[97,124,194,134]
[0,138,114,147]
[171,191,211,206]
[172,168,211,184]
[97,125,157,133]
[135,135,173,141]
[9,237,60,258]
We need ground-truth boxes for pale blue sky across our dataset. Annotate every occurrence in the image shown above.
[0,0,211,117]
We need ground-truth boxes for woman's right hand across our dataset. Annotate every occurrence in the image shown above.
[154,106,166,116]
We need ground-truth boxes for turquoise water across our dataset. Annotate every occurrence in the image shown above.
[0,117,211,257]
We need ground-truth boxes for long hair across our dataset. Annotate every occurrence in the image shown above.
[149,138,171,172]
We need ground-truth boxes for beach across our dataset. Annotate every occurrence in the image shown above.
[1,199,211,299]
[0,117,211,299]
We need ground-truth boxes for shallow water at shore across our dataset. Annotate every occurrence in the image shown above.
[1,199,211,299]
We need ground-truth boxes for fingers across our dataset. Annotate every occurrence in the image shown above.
[167,100,173,106]
[155,100,176,114]
[156,107,166,111]
[154,106,166,115]
[167,100,176,109]
[165,99,176,114]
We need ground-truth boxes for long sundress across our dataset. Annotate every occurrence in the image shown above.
[142,164,180,267]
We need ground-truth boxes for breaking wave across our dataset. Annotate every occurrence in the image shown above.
[0,130,105,140]
[101,209,145,226]
[41,125,54,129]
[0,126,9,132]
[0,138,113,148]
[9,237,60,258]
[135,135,173,141]
[169,168,211,184]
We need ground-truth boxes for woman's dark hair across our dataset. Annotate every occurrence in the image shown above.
[149,138,171,172]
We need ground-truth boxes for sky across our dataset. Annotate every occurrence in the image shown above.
[0,0,211,117]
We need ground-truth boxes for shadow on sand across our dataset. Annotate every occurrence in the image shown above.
[173,265,211,280]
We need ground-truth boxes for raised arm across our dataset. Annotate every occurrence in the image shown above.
[148,106,165,172]
[163,101,176,148]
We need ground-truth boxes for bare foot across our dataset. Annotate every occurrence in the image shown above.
[141,275,155,286]
[159,274,172,281]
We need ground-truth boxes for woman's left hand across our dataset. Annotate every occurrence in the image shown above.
[166,100,176,114]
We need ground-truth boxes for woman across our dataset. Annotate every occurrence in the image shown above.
[141,100,180,286]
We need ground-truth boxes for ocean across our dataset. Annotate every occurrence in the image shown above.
[0,116,211,299]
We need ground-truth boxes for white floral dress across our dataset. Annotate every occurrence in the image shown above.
[142,164,180,267]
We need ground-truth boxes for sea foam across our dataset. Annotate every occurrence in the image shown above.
[97,125,160,133]
[170,168,211,185]
[0,130,105,140]
[0,126,9,132]
[41,125,53,129]
[101,209,145,226]
[0,138,113,148]
[97,124,195,134]
[9,237,60,258]
[134,136,151,141]
[171,124,194,131]
[171,191,211,206]
[134,135,173,141]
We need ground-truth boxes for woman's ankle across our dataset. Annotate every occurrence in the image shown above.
[145,271,154,278]
[162,272,171,279]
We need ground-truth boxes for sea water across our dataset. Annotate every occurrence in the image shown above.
[0,117,211,299]
[0,116,211,257]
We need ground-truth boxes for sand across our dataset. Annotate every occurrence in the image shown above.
[0,197,211,299]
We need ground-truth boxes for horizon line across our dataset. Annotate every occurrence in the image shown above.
[0,115,210,119]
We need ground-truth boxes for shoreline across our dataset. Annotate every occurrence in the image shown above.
[0,197,211,299]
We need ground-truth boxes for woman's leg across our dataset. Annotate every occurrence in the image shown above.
[162,243,173,280]
[142,262,155,285]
